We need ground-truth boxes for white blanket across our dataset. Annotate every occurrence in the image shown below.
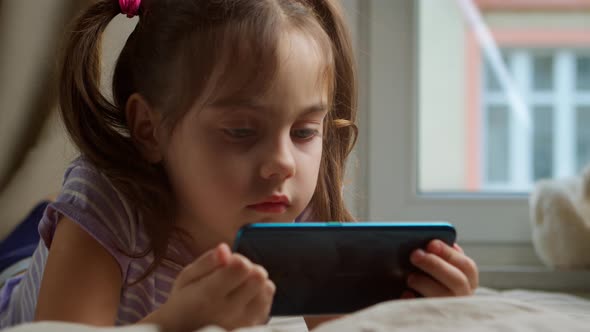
[5,291,589,332]
[309,296,589,332]
[201,290,590,332]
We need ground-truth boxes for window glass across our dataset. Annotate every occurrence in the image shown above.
[418,0,590,193]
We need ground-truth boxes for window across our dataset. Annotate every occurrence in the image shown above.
[358,0,590,258]
[418,0,590,194]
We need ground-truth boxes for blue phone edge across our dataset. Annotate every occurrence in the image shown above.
[233,221,456,251]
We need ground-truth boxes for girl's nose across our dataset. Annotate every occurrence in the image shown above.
[260,138,296,180]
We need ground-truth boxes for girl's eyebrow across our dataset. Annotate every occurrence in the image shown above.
[301,104,329,115]
[210,97,328,115]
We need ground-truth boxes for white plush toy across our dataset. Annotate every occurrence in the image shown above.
[529,166,590,269]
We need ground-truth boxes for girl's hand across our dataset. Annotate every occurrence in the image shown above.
[147,243,275,332]
[403,240,478,298]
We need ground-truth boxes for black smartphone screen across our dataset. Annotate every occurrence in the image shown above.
[233,222,456,316]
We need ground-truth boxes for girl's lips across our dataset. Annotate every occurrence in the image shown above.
[247,202,288,213]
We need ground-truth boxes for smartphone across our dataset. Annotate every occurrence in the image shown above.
[233,221,456,316]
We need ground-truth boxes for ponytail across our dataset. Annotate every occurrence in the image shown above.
[59,1,134,172]
[58,0,175,283]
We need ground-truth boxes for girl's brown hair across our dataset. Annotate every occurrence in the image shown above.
[59,0,358,281]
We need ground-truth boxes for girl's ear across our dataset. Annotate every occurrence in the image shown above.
[125,93,164,163]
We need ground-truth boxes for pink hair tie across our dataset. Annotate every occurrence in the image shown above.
[119,0,141,18]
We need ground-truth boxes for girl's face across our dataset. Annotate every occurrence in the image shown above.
[163,31,329,253]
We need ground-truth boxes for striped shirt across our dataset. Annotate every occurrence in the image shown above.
[0,157,189,326]
[0,157,307,330]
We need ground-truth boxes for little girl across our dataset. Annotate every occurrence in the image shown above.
[0,0,478,331]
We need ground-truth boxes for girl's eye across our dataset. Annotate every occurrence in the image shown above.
[292,128,320,140]
[223,128,256,138]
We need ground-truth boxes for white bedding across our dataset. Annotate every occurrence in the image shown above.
[307,295,589,332]
[199,288,590,332]
[5,289,590,332]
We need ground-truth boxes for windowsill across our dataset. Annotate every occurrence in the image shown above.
[479,265,590,295]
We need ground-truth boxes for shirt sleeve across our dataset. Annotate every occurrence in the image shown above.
[38,159,138,277]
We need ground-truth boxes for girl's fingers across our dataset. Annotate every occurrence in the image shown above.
[225,265,272,306]
[425,240,479,291]
[406,273,452,298]
[453,243,464,254]
[174,243,231,290]
[410,248,472,296]
[197,254,261,297]
[223,267,274,326]
[242,279,276,325]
